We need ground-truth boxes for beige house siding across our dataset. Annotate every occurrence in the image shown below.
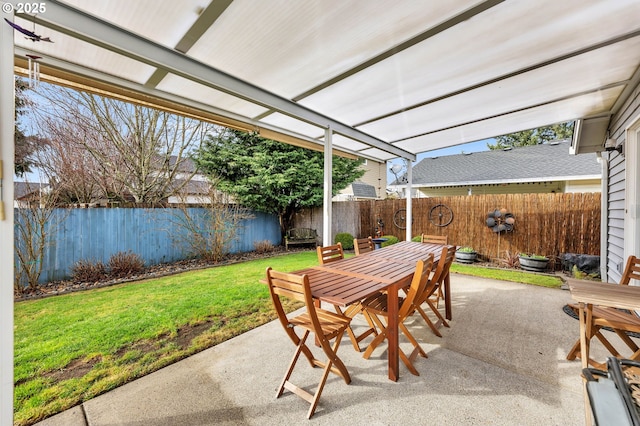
[414,179,601,198]
[335,159,386,200]
[564,179,602,193]
[358,160,386,198]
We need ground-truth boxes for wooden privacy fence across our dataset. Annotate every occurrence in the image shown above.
[16,208,281,284]
[296,193,601,269]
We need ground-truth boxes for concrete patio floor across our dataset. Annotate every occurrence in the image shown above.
[35,273,615,425]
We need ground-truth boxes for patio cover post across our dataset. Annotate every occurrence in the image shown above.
[323,127,332,246]
[404,159,413,242]
[0,8,15,424]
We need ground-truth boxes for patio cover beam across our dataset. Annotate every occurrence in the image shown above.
[29,1,416,161]
[13,48,365,162]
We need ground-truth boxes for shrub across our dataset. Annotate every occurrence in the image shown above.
[253,240,275,254]
[334,232,354,250]
[411,235,422,242]
[380,235,399,247]
[498,250,520,269]
[108,251,145,278]
[71,259,107,283]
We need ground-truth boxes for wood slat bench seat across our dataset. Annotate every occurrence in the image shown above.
[285,228,319,250]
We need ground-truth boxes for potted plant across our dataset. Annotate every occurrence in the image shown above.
[455,246,477,264]
[518,253,550,272]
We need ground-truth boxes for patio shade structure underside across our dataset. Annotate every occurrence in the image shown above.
[3,2,640,421]
[8,0,640,162]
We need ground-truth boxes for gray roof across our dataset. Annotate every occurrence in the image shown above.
[14,182,46,200]
[403,140,601,187]
[351,182,377,198]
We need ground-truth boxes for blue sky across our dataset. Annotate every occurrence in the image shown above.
[387,138,494,183]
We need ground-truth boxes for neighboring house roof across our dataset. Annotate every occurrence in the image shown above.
[401,140,601,187]
[351,181,377,199]
[169,155,197,173]
[14,182,46,200]
[172,179,211,195]
[152,155,198,174]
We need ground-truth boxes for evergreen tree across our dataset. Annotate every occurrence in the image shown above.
[193,129,365,235]
[488,121,574,150]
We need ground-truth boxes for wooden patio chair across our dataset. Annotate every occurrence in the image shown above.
[361,254,435,375]
[265,267,352,419]
[421,234,448,245]
[317,243,377,352]
[566,255,640,369]
[317,242,344,264]
[416,245,456,336]
[354,237,374,256]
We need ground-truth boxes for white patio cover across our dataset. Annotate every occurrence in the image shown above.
[6,0,640,161]
[2,1,640,422]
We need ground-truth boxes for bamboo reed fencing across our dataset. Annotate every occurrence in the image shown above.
[296,193,600,270]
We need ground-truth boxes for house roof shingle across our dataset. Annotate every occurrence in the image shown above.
[14,182,47,200]
[403,140,601,187]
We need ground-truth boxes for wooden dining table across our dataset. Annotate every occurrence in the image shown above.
[294,241,450,381]
[568,279,640,368]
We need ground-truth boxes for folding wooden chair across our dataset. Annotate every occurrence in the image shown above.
[266,267,352,418]
[354,237,374,256]
[566,255,640,369]
[361,255,435,376]
[421,234,448,245]
[317,242,344,264]
[416,245,456,336]
[317,243,377,352]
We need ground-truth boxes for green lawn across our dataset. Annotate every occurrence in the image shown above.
[14,251,316,426]
[14,251,563,425]
[451,263,563,288]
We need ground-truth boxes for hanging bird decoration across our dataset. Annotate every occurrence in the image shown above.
[4,18,53,42]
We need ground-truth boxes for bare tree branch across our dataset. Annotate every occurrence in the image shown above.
[29,85,212,204]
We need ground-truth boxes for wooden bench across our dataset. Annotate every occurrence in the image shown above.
[285,228,319,250]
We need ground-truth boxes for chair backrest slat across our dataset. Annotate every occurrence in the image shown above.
[401,254,434,318]
[620,256,640,285]
[266,267,320,329]
[431,245,456,285]
[421,234,448,245]
[317,243,344,264]
[354,237,374,256]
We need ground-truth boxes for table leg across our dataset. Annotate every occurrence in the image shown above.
[578,302,593,425]
[578,302,593,369]
[387,282,399,382]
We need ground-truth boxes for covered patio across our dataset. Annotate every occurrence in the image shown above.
[35,275,604,425]
[2,0,640,423]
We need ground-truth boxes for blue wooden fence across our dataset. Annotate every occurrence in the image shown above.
[15,208,281,284]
